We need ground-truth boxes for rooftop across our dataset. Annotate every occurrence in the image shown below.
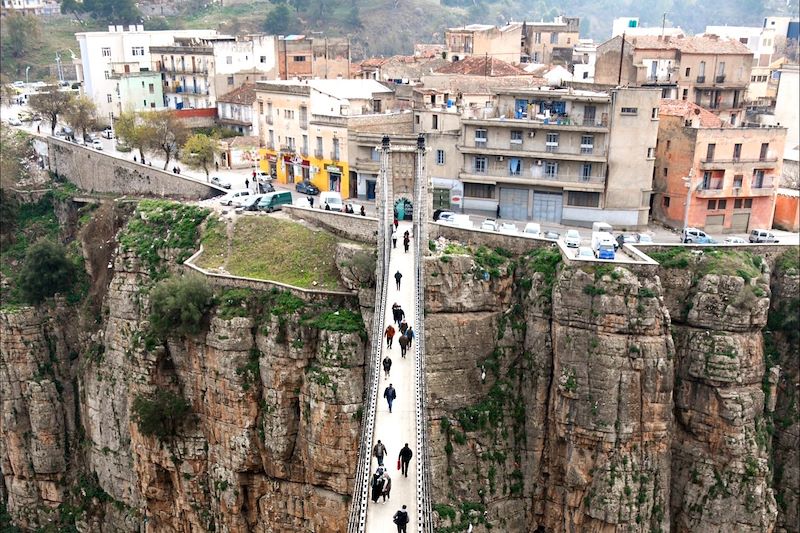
[256,78,392,100]
[447,23,521,33]
[658,99,723,127]
[435,56,527,76]
[217,83,257,105]
[627,34,752,55]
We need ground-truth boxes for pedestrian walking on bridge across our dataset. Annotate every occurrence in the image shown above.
[371,468,385,503]
[385,324,395,348]
[393,505,410,533]
[398,334,409,358]
[406,327,415,346]
[383,355,392,378]
[395,270,403,290]
[373,440,387,467]
[384,383,396,413]
[398,443,413,477]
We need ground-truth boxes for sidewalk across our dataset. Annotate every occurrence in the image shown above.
[365,221,417,532]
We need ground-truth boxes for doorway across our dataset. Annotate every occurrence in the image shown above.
[394,197,413,221]
[366,179,376,200]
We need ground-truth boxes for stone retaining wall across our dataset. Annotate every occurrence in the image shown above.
[47,137,225,200]
[284,205,378,243]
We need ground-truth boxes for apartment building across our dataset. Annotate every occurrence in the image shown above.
[444,23,522,63]
[75,25,218,123]
[458,86,660,227]
[595,34,753,125]
[611,17,685,38]
[519,16,580,65]
[217,83,256,135]
[572,40,597,82]
[151,34,277,111]
[254,79,393,197]
[276,35,350,80]
[1,0,59,16]
[653,99,786,233]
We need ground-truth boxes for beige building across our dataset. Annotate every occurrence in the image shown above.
[519,16,580,65]
[457,86,660,227]
[444,23,522,64]
[595,35,753,125]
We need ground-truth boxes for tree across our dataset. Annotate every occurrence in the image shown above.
[131,390,192,440]
[29,87,76,135]
[149,274,213,338]
[18,240,75,304]
[263,4,297,35]
[114,110,152,160]
[0,12,40,61]
[65,95,97,141]
[80,0,140,23]
[141,111,188,170]
[182,133,218,180]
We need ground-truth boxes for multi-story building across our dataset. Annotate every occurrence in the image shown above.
[457,86,660,227]
[444,23,522,63]
[151,34,277,111]
[254,79,394,197]
[1,0,59,16]
[653,99,786,233]
[75,25,218,123]
[572,39,597,82]
[276,35,350,80]
[595,34,753,125]
[611,17,685,38]
[217,83,256,136]
[519,16,580,65]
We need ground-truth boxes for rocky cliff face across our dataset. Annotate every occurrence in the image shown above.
[426,244,797,533]
[0,202,372,532]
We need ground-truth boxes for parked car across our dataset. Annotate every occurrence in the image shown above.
[101,127,114,139]
[239,194,264,211]
[319,191,343,212]
[296,180,319,195]
[543,231,560,241]
[255,170,272,181]
[682,227,711,244]
[563,229,581,248]
[498,222,518,235]
[445,214,473,228]
[592,232,616,260]
[257,191,293,212]
[210,176,232,189]
[723,236,748,244]
[433,210,455,222]
[636,233,654,244]
[696,236,717,244]
[258,181,275,194]
[522,222,541,238]
[219,189,251,206]
[749,229,778,243]
[7,116,22,126]
[91,139,103,150]
[480,219,498,232]
[294,197,312,208]
[576,246,594,259]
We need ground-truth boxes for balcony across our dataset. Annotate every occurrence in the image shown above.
[355,157,380,172]
[699,157,778,169]
[462,115,609,131]
[716,75,726,83]
[696,179,725,197]
[696,75,706,83]
[645,74,673,83]
[459,169,606,188]
[330,151,341,161]
[750,176,775,194]
[457,144,607,162]
[266,116,273,125]
[314,150,324,159]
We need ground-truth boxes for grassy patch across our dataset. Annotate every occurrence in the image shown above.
[775,248,800,274]
[207,216,345,290]
[197,216,227,270]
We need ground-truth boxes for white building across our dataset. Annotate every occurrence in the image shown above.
[774,65,799,161]
[611,17,685,38]
[75,25,218,123]
[572,39,597,82]
[1,0,59,16]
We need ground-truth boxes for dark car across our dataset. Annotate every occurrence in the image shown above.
[258,181,275,194]
[296,180,319,195]
[543,231,560,241]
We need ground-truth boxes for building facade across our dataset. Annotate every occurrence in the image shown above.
[75,26,218,123]
[254,79,394,198]
[653,99,786,233]
[217,83,256,135]
[276,35,350,80]
[1,0,59,16]
[444,24,522,63]
[457,86,659,227]
[572,40,597,82]
[595,34,753,125]
[151,34,276,111]
[519,16,580,65]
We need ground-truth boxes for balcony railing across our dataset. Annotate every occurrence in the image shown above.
[266,142,275,150]
[463,114,609,128]
[300,119,308,130]
[330,151,341,161]
[696,75,706,83]
[460,169,605,185]
[751,177,774,189]
[646,74,673,83]
[314,149,324,158]
[716,75,726,83]
[701,157,778,165]
[266,116,273,125]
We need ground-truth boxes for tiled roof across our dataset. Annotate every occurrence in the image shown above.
[659,99,723,127]
[229,135,259,148]
[217,83,257,105]
[629,35,752,55]
[435,56,527,76]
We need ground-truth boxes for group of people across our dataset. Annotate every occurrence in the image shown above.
[371,440,414,531]
[385,305,414,358]
[343,204,367,216]
[391,227,412,253]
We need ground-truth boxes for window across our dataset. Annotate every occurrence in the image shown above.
[104,71,111,79]
[464,183,494,198]
[509,158,522,176]
[432,114,438,130]
[107,94,112,103]
[293,56,306,62]
[663,167,668,177]
[474,156,487,173]
[371,147,380,161]
[436,150,445,165]
[131,46,144,56]
[651,107,659,119]
[260,56,267,63]
[707,200,717,210]
[545,161,558,178]
[510,130,523,144]
[225,56,233,65]
[582,71,589,79]
[685,67,691,77]
[316,136,323,155]
[227,76,234,85]
[546,132,559,152]
[567,191,600,207]
[284,109,295,119]
[717,61,725,76]
[706,143,716,161]
[760,143,769,161]
[620,107,638,115]
[258,101,264,115]
[666,140,671,149]
[647,147,655,158]
[102,47,111,57]
[733,143,742,160]
[143,99,147,107]
[717,199,727,209]
[302,135,308,155]
[148,83,154,94]
[580,135,594,154]
[581,163,592,180]
[534,32,542,44]
[753,169,765,188]
[735,199,742,209]
[287,137,295,150]
[733,174,743,188]
[702,170,712,189]
[415,115,420,124]
[699,61,706,76]
[682,88,688,100]
[745,199,753,208]
[475,129,487,144]
[332,138,340,160]
[550,32,558,44]
[663,196,671,207]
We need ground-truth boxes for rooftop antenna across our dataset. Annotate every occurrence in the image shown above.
[661,12,668,37]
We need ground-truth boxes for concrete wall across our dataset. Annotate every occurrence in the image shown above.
[284,205,377,243]
[773,192,799,231]
[635,242,797,269]
[47,137,224,200]
[429,221,554,255]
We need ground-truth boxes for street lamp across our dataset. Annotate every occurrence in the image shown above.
[25,66,30,85]
[682,168,696,231]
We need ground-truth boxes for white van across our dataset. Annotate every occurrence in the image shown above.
[592,221,613,234]
[522,222,541,238]
[219,189,251,206]
[319,191,343,212]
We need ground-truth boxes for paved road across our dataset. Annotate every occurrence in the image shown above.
[366,221,418,532]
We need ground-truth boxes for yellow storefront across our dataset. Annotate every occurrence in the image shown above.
[258,148,350,197]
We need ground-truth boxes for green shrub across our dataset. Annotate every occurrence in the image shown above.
[149,274,213,338]
[216,288,252,320]
[583,284,605,296]
[131,390,192,439]
[18,239,75,304]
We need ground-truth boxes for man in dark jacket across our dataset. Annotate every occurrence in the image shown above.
[395,307,405,327]
[405,327,414,346]
[398,443,413,477]
[383,383,396,413]
[383,355,392,378]
[394,270,402,290]
[398,334,409,358]
[393,505,410,532]
[373,440,387,467]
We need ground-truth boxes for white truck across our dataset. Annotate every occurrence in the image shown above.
[591,230,616,260]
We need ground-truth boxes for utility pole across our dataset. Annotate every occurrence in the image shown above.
[661,12,668,37]
[682,168,696,231]
[617,32,625,85]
